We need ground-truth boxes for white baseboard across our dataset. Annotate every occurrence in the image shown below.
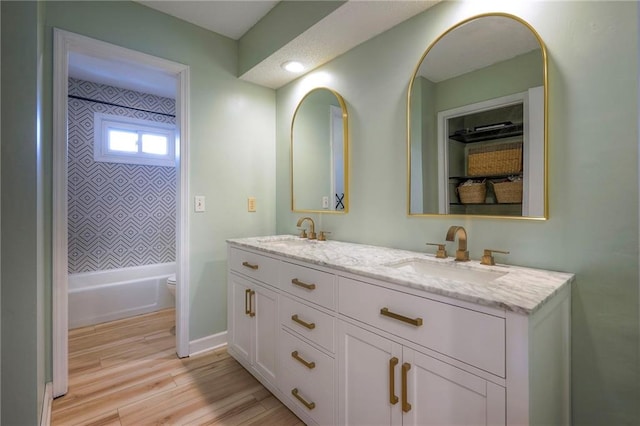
[189,330,227,356]
[40,382,53,426]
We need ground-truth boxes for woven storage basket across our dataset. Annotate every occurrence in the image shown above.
[492,180,523,203]
[457,182,486,204]
[468,142,523,176]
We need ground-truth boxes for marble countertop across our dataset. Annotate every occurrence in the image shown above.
[227,235,575,315]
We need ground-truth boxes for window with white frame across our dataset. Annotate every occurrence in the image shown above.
[94,112,176,167]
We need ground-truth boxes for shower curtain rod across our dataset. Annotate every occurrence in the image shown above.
[68,94,176,118]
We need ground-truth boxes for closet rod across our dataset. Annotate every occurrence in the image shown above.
[68,94,176,118]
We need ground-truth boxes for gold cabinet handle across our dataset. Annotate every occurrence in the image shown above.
[291,278,316,290]
[244,289,251,315]
[402,362,411,413]
[291,351,316,369]
[291,314,315,330]
[380,307,423,327]
[248,290,255,317]
[291,388,315,410]
[389,357,399,405]
[242,261,259,270]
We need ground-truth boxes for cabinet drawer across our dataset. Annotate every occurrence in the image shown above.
[281,296,335,353]
[338,277,505,377]
[228,247,278,286]
[279,329,334,426]
[279,261,335,309]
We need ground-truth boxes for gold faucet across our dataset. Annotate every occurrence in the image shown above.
[480,249,509,266]
[296,217,316,240]
[445,226,469,262]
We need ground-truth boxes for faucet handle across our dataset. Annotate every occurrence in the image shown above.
[481,249,510,266]
[426,243,447,259]
[298,228,308,238]
[318,231,331,241]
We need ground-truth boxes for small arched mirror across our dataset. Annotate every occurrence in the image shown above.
[408,13,548,219]
[291,88,349,213]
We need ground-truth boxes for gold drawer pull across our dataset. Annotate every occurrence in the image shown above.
[248,290,255,317]
[291,388,315,410]
[244,289,251,315]
[291,314,315,330]
[380,307,423,327]
[402,362,411,412]
[242,261,259,270]
[389,357,399,405]
[292,278,316,290]
[291,351,316,369]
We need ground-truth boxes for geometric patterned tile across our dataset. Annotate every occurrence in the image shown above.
[68,78,176,273]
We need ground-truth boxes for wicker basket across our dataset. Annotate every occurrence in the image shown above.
[491,180,523,203]
[468,142,523,176]
[457,182,486,204]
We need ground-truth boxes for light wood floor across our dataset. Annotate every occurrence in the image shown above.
[52,309,304,426]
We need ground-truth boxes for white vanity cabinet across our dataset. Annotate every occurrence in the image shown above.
[277,260,337,425]
[226,239,572,426]
[338,278,506,426]
[227,248,279,386]
[339,321,505,426]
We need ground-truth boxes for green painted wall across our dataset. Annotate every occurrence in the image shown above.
[3,0,278,418]
[434,49,543,112]
[276,1,638,424]
[43,1,277,342]
[1,1,47,424]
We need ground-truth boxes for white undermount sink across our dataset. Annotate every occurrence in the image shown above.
[258,237,313,248]
[386,259,507,285]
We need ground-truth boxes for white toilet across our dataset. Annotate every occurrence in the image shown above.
[166,274,177,299]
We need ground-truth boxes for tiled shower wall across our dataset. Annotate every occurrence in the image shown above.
[68,78,176,273]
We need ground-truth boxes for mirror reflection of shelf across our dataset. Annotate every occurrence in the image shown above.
[450,202,522,206]
[449,173,523,180]
[449,201,523,216]
[435,88,544,217]
[449,122,523,143]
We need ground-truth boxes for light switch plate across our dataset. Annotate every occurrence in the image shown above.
[194,196,205,212]
[322,196,329,209]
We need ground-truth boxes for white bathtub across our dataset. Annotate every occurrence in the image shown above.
[68,262,175,329]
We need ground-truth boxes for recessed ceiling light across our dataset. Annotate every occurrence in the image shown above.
[282,61,305,73]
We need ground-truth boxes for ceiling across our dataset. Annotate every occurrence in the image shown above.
[136,0,280,40]
[419,16,541,83]
[69,2,540,98]
[240,0,439,88]
[68,52,179,98]
[70,1,440,96]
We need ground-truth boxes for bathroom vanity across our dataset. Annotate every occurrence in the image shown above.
[226,236,573,426]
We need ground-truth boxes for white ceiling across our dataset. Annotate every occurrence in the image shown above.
[69,1,441,95]
[68,52,178,98]
[419,16,542,83]
[135,0,280,40]
[68,2,540,97]
[240,0,439,88]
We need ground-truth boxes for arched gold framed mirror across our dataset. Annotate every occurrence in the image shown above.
[407,13,548,219]
[291,88,349,213]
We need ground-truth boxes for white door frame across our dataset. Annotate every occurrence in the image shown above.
[52,29,191,397]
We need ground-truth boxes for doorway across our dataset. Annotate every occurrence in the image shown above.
[52,29,191,397]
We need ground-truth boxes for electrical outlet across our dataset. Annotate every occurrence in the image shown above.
[248,197,257,212]
[322,196,329,209]
[194,196,205,212]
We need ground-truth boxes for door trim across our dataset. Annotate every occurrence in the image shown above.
[52,29,191,397]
